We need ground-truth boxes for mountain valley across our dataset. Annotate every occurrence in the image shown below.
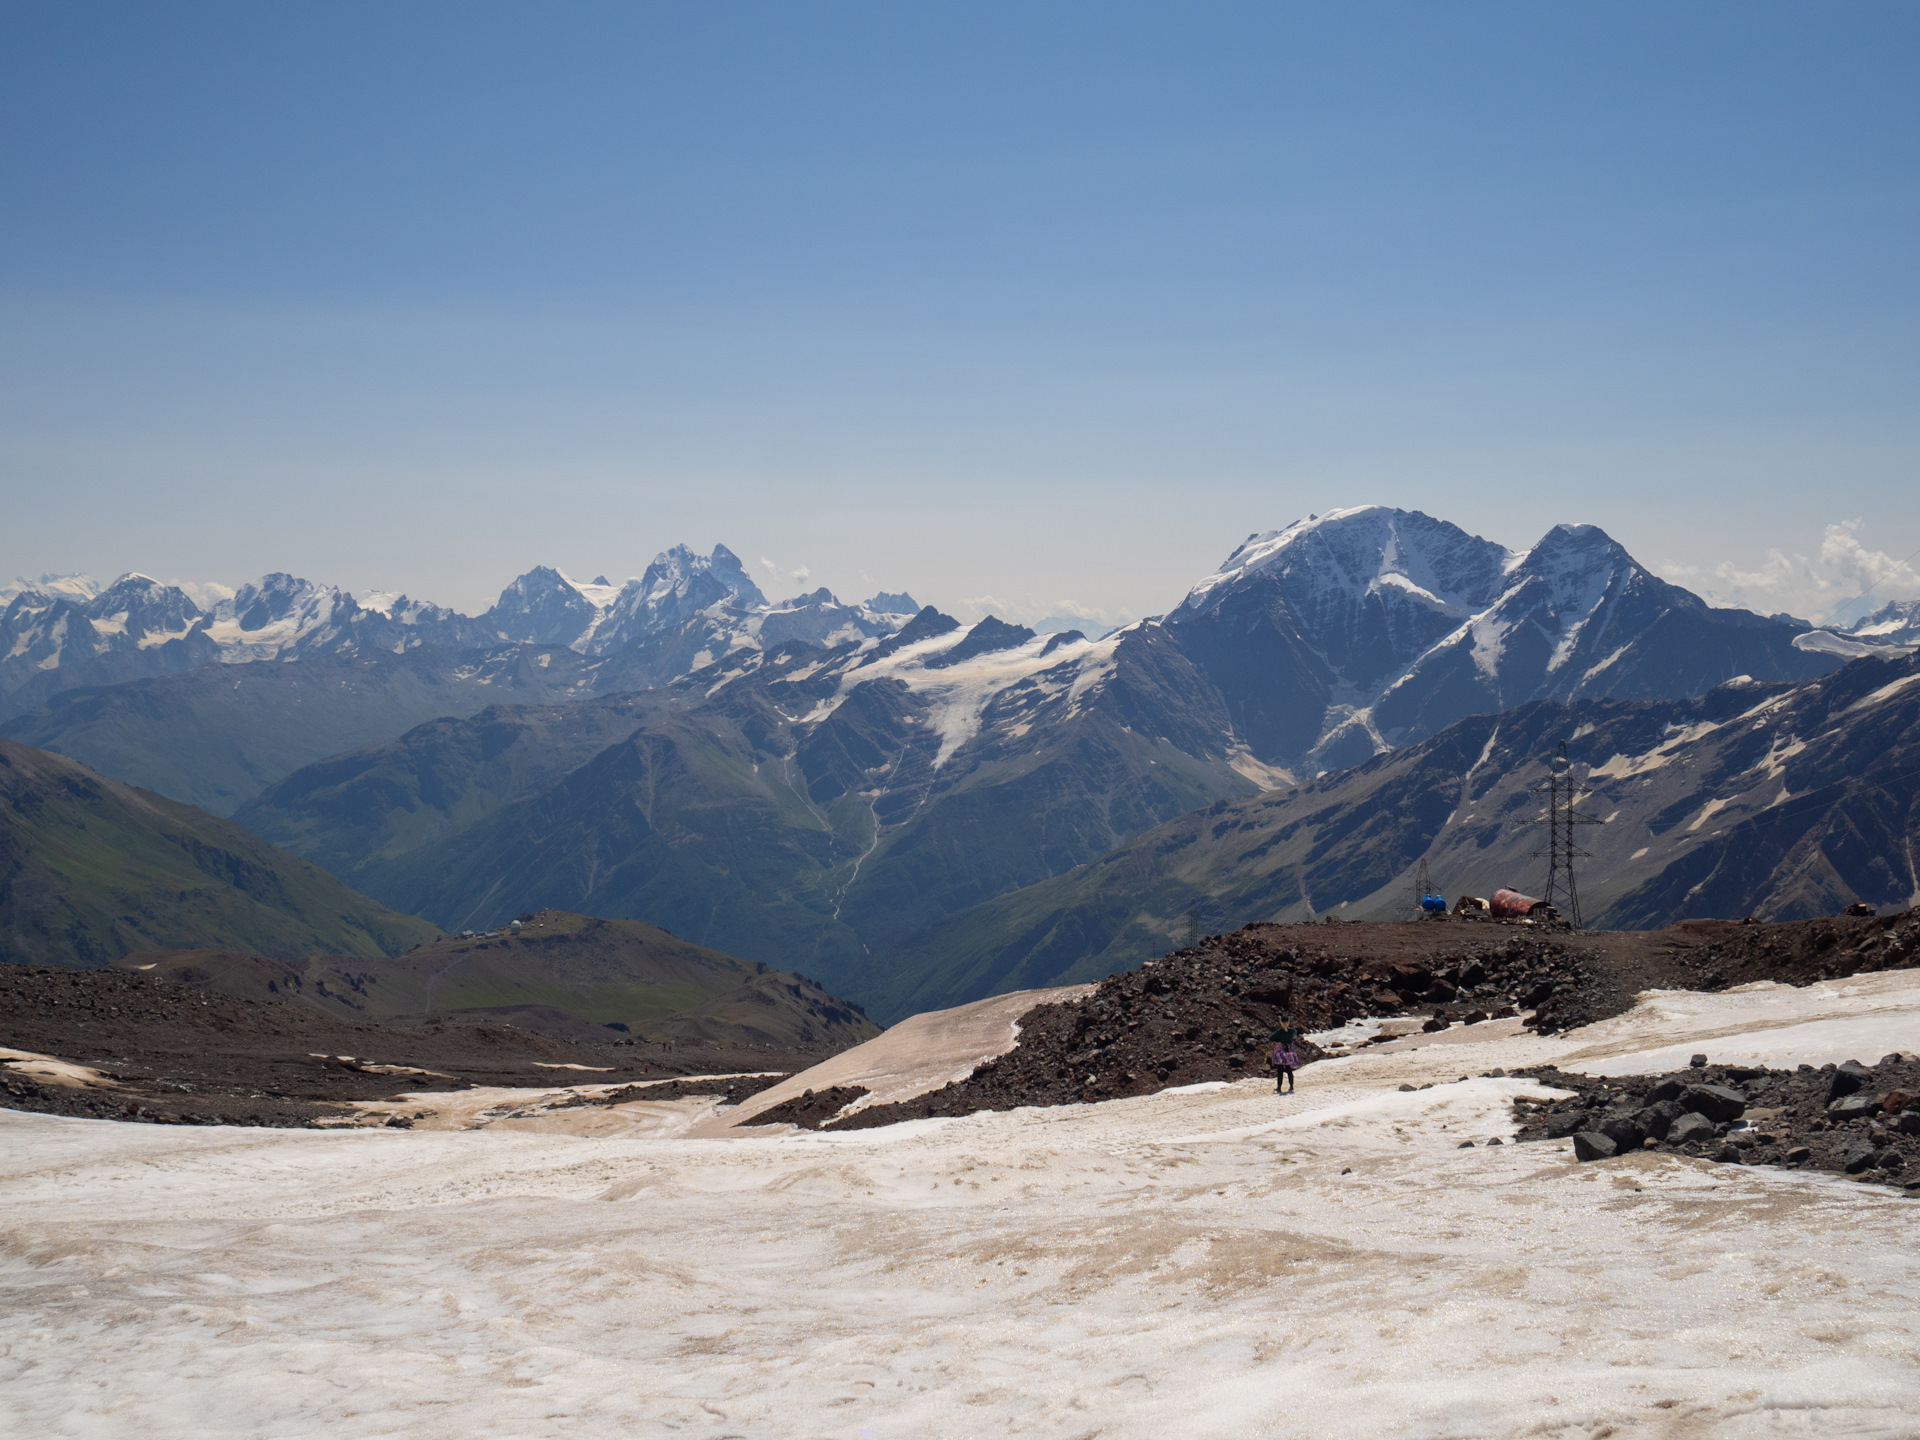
[6,508,1915,1023]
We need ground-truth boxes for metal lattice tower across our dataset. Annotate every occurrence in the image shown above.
[1412,856,1437,917]
[1530,741,1605,927]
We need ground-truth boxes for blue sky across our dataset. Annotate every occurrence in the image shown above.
[2,2,1916,623]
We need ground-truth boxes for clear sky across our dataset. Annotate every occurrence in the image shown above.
[2,2,1916,626]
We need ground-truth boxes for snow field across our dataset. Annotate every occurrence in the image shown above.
[4,976,1920,1438]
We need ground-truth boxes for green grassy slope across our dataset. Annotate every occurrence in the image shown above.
[0,737,440,966]
[234,692,665,876]
[1,647,604,816]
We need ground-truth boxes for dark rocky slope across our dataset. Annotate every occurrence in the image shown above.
[818,910,1915,1130]
[1513,1055,1920,1191]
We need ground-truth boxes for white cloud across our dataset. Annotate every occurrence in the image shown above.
[790,565,810,582]
[171,579,236,610]
[1653,522,1920,626]
[758,556,778,574]
[950,594,1138,630]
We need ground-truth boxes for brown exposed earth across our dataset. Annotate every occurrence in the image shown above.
[0,963,818,1127]
[5,909,1913,1134]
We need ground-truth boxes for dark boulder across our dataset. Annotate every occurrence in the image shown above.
[1679,1084,1747,1124]
[1572,1131,1618,1162]
[1598,1113,1645,1151]
[1841,1144,1877,1174]
[1828,1095,1878,1120]
[1667,1111,1716,1145]
[1638,1099,1684,1140]
[1828,1060,1872,1102]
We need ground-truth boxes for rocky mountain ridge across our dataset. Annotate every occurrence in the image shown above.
[875,650,1920,1016]
[0,546,917,721]
[1163,506,1843,776]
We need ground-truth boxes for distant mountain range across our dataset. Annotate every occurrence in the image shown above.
[874,650,1920,1017]
[7,508,1912,1019]
[0,544,916,722]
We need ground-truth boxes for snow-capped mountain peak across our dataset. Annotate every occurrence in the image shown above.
[1848,598,1920,644]
[0,572,104,607]
[1174,506,1513,624]
[1161,509,1839,776]
[639,543,767,622]
[1795,598,1920,660]
[480,565,601,647]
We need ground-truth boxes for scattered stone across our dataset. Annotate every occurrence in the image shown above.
[1486,1137,1504,1146]
[1689,1054,1708,1068]
[1827,1095,1877,1119]
[1598,1113,1645,1151]
[1458,1140,1476,1148]
[1398,1083,1417,1092]
[1640,1098,1684,1139]
[1828,1060,1872,1101]
[1666,1112,1717,1145]
[736,1085,871,1130]
[1572,1131,1618,1162]
[1680,1083,1748,1123]
[1842,1144,1877,1174]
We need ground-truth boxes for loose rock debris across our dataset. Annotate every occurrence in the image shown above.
[1513,1053,1920,1190]
[817,912,1918,1142]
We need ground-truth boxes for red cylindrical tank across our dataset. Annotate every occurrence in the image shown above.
[1489,888,1548,919]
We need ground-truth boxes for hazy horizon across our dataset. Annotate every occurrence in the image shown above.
[4,3,1916,628]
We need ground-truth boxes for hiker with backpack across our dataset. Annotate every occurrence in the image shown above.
[1268,1019,1301,1094]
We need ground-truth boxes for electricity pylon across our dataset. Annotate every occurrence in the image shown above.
[1412,856,1439,917]
[1530,741,1604,927]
